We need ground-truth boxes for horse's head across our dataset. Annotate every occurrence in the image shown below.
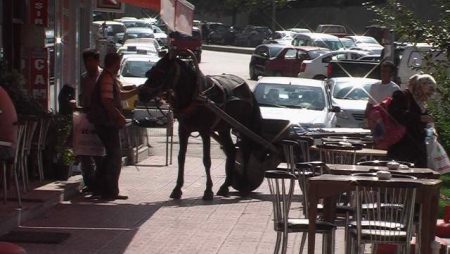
[138,49,200,104]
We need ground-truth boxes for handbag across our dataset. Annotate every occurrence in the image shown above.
[427,136,450,174]
[86,72,122,127]
[72,112,106,157]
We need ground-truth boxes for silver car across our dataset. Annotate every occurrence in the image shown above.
[325,77,380,128]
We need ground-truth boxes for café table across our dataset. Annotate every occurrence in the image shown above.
[307,174,442,254]
[325,163,441,179]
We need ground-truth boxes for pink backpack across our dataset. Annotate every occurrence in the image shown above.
[368,95,408,150]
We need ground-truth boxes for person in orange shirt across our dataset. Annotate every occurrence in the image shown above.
[0,86,18,162]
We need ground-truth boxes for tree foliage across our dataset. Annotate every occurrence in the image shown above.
[365,0,450,149]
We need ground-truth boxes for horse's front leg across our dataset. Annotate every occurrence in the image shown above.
[200,132,213,200]
[216,130,235,197]
[170,125,189,199]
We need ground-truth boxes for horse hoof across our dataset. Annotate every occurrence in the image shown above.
[170,189,182,199]
[202,190,214,201]
[216,186,229,197]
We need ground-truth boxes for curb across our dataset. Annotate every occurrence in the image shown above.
[202,44,254,55]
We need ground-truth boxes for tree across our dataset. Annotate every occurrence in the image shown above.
[366,0,450,149]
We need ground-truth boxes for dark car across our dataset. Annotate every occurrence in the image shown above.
[201,22,223,41]
[249,44,330,80]
[234,25,272,47]
[207,24,236,45]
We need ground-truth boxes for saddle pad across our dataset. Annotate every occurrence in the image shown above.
[206,74,249,105]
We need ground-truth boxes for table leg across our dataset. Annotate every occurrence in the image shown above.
[308,189,318,254]
[419,187,439,254]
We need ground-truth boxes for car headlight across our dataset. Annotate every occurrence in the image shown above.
[336,110,350,119]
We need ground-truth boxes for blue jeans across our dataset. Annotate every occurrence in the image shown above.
[94,125,122,197]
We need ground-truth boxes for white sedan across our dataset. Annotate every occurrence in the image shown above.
[119,54,160,109]
[253,77,340,131]
[297,50,370,80]
[344,35,383,55]
[325,77,379,128]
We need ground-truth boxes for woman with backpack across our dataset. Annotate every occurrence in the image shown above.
[387,74,436,167]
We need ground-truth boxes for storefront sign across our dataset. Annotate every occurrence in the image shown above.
[29,0,49,26]
[161,0,194,36]
[27,48,49,109]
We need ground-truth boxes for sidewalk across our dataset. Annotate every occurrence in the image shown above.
[0,125,350,254]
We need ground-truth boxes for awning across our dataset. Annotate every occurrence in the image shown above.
[118,0,160,11]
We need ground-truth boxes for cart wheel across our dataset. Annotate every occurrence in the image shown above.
[232,149,280,194]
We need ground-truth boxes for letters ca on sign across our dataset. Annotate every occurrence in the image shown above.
[30,0,49,26]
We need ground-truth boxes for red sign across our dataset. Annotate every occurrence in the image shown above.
[29,0,49,26]
[28,48,49,109]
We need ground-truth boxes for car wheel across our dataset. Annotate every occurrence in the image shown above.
[313,75,327,80]
[249,66,257,80]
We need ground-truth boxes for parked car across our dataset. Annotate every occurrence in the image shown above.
[344,35,383,55]
[249,44,330,80]
[118,38,162,56]
[150,24,168,46]
[234,25,272,47]
[201,22,223,40]
[340,37,358,49]
[357,55,381,62]
[262,31,296,45]
[123,27,155,44]
[92,21,126,45]
[207,24,236,45]
[253,77,340,130]
[298,50,370,80]
[316,24,347,37]
[288,28,312,34]
[291,33,345,51]
[119,54,161,109]
[325,77,379,127]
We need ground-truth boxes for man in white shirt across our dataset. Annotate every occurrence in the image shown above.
[364,60,400,119]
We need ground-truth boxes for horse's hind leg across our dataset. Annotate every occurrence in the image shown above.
[200,132,213,200]
[170,126,188,199]
[217,130,235,197]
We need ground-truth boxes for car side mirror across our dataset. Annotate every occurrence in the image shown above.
[330,105,341,113]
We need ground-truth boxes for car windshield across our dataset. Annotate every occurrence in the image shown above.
[315,39,344,50]
[254,83,325,110]
[121,60,156,77]
[126,33,154,39]
[340,38,356,48]
[332,81,373,100]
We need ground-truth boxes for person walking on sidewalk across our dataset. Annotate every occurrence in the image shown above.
[87,52,139,200]
[75,48,103,194]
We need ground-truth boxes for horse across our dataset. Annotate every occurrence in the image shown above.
[139,49,270,200]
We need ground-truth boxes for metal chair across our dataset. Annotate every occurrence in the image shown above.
[34,115,52,182]
[347,179,420,254]
[265,169,336,254]
[19,116,38,192]
[317,142,364,165]
[1,121,25,207]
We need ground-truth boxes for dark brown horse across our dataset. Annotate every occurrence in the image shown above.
[139,50,268,200]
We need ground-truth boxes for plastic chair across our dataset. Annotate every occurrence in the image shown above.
[346,179,420,254]
[265,169,336,254]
